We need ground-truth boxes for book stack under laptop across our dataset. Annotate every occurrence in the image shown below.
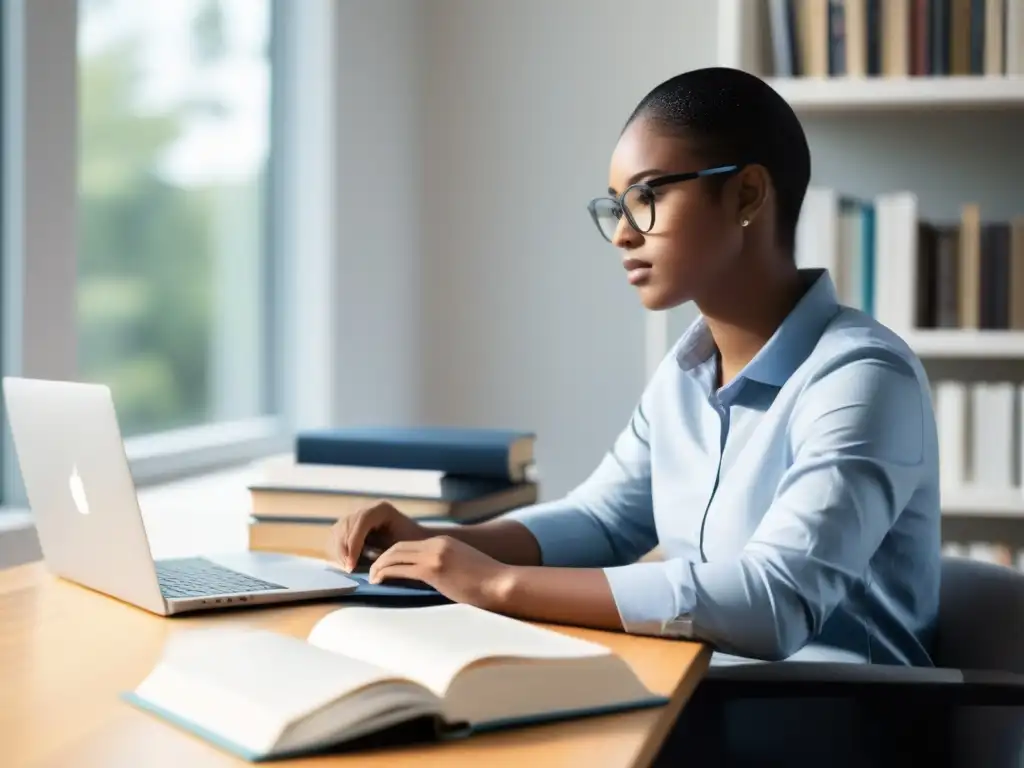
[247,426,539,559]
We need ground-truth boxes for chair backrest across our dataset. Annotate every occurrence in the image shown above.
[935,556,1024,768]
[935,555,1024,673]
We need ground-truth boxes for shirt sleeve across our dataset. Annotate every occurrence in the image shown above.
[502,397,658,568]
[601,351,928,660]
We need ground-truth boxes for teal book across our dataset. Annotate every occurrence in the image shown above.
[123,604,666,762]
[861,203,875,317]
[295,426,536,481]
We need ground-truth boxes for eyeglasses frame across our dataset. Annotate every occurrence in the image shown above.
[587,164,742,242]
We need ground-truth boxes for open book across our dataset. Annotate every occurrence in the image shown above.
[124,604,665,761]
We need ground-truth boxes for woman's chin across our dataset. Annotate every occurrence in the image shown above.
[635,282,689,312]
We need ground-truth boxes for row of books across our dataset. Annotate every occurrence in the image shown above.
[934,379,1024,490]
[247,426,540,557]
[943,539,1024,569]
[768,0,1024,78]
[796,189,1024,333]
[916,214,1024,330]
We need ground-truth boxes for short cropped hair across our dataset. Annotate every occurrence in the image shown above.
[624,67,810,252]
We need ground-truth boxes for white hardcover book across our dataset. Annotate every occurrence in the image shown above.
[1015,385,1024,499]
[972,382,1015,491]
[942,542,966,558]
[795,187,839,276]
[873,192,918,334]
[838,201,864,308]
[935,380,968,492]
[968,541,998,564]
[1007,0,1024,75]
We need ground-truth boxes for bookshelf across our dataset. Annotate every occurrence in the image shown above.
[905,329,1024,357]
[769,74,1024,112]
[942,486,1024,516]
[653,1,1024,568]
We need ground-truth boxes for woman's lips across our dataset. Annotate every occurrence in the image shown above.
[623,258,653,286]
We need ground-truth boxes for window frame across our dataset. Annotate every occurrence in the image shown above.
[0,0,338,500]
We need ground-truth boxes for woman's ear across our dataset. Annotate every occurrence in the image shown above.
[734,164,770,228]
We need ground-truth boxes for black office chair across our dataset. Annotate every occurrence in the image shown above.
[704,556,1024,766]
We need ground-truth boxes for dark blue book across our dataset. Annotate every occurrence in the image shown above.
[866,0,882,75]
[828,0,846,75]
[295,426,536,481]
[969,0,985,73]
[931,0,951,75]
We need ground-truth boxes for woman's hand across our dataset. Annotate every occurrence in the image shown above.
[327,501,431,571]
[368,535,514,610]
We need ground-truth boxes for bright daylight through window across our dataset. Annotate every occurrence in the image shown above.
[77,0,274,439]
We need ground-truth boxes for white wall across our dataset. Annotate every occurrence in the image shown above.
[417,0,714,497]
[331,1,426,428]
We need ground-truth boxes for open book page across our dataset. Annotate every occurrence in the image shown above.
[133,627,436,757]
[306,603,615,697]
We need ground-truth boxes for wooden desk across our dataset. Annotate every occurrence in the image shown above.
[0,563,709,768]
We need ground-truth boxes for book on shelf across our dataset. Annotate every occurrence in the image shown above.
[796,187,1024,335]
[124,603,664,762]
[934,378,1024,497]
[934,379,969,488]
[295,425,536,482]
[768,0,1024,79]
[943,540,1021,569]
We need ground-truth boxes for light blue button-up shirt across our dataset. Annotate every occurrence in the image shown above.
[506,269,941,666]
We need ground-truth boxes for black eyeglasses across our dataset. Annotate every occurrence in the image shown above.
[587,165,741,243]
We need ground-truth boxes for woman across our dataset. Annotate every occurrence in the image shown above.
[329,67,942,764]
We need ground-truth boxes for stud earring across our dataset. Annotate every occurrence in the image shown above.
[741,218,750,228]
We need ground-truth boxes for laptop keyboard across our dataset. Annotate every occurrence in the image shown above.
[155,557,286,599]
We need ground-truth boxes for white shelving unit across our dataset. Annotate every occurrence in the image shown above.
[645,1,1024,524]
[942,486,1024,517]
[903,330,1024,358]
[768,75,1024,113]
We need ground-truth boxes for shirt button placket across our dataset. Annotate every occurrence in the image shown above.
[698,393,729,563]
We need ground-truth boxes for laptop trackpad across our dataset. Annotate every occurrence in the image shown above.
[204,551,359,592]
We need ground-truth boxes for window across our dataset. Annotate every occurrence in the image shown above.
[0,0,335,506]
[77,0,274,439]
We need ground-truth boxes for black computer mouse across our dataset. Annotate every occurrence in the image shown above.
[354,545,434,591]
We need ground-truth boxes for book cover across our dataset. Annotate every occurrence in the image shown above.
[295,426,535,481]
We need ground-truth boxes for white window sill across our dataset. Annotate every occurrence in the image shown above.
[0,462,265,568]
[125,417,291,487]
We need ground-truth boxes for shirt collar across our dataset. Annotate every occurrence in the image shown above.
[675,268,842,389]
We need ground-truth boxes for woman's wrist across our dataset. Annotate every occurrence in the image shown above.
[430,519,543,566]
[481,563,521,611]
[479,565,623,631]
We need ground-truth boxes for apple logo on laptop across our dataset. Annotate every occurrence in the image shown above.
[69,465,90,515]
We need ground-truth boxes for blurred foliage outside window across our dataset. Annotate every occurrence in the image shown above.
[77,0,272,437]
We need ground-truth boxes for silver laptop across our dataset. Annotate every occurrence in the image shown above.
[2,376,358,615]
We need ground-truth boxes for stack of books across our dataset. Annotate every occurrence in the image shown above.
[246,426,540,558]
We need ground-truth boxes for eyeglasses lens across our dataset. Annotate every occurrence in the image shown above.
[590,186,654,242]
[590,198,621,242]
[623,185,654,232]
